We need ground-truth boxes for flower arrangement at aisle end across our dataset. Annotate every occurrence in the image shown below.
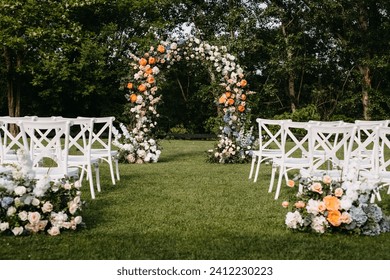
[112,123,161,163]
[282,165,390,236]
[119,34,255,163]
[0,150,85,236]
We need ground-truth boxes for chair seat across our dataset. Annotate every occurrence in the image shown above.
[68,155,100,164]
[90,149,118,157]
[33,167,79,180]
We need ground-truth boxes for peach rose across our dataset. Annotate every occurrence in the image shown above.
[318,201,327,213]
[323,195,340,211]
[294,201,305,209]
[240,94,247,101]
[127,82,133,89]
[310,182,323,194]
[334,188,344,197]
[28,212,41,225]
[327,210,342,226]
[148,57,156,65]
[287,180,295,188]
[282,201,289,208]
[340,212,352,224]
[227,98,235,105]
[225,91,231,98]
[41,201,53,213]
[240,79,248,87]
[48,226,60,236]
[322,175,332,184]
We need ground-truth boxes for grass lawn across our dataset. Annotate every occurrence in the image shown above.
[1,139,390,260]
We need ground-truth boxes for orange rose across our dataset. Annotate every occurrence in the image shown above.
[126,82,133,89]
[138,84,147,92]
[323,195,340,211]
[139,58,147,66]
[240,79,247,87]
[148,57,156,65]
[225,91,231,98]
[287,180,295,188]
[227,98,235,105]
[310,182,323,194]
[129,94,137,103]
[147,76,155,84]
[219,96,227,104]
[294,201,305,209]
[145,67,153,75]
[157,45,165,53]
[241,94,247,101]
[327,210,342,226]
[237,105,245,112]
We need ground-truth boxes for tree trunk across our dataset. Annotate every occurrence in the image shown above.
[281,23,296,113]
[3,46,22,135]
[359,65,371,120]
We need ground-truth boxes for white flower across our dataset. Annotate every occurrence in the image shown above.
[12,226,24,236]
[340,196,353,211]
[18,211,28,221]
[47,227,60,236]
[7,206,17,216]
[306,199,320,215]
[0,222,10,232]
[74,216,82,225]
[32,198,40,206]
[14,186,27,196]
[311,216,328,233]
[28,212,41,224]
[42,201,53,213]
[285,211,303,229]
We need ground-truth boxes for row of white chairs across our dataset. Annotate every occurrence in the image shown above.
[249,119,390,199]
[0,116,120,199]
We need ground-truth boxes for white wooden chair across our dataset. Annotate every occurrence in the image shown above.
[78,116,119,185]
[19,120,79,181]
[249,118,290,184]
[272,121,311,199]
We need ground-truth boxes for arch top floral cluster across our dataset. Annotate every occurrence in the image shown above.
[114,36,255,163]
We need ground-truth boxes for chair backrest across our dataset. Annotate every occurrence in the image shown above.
[0,117,36,161]
[256,118,290,155]
[79,116,115,154]
[19,120,72,172]
[374,126,390,175]
[308,124,356,173]
[282,121,310,159]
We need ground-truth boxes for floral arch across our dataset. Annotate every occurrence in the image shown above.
[113,36,255,164]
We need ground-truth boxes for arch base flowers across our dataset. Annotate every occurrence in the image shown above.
[114,36,255,164]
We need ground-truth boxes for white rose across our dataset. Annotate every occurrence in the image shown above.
[7,206,17,216]
[47,227,60,236]
[18,211,28,221]
[74,216,82,225]
[68,202,78,215]
[0,222,10,232]
[28,212,41,224]
[32,198,40,206]
[285,211,303,229]
[42,201,53,213]
[12,226,24,236]
[14,186,27,196]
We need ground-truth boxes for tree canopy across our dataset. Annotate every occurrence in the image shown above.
[1,0,390,134]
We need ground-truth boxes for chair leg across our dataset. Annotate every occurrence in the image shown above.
[274,166,285,200]
[268,164,277,193]
[95,163,101,192]
[115,158,120,181]
[108,158,116,185]
[249,156,256,179]
[254,158,262,183]
[86,165,95,199]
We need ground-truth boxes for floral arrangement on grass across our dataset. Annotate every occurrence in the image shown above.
[282,172,390,236]
[118,34,255,163]
[0,150,84,236]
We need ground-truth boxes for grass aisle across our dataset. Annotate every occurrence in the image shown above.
[1,140,390,259]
